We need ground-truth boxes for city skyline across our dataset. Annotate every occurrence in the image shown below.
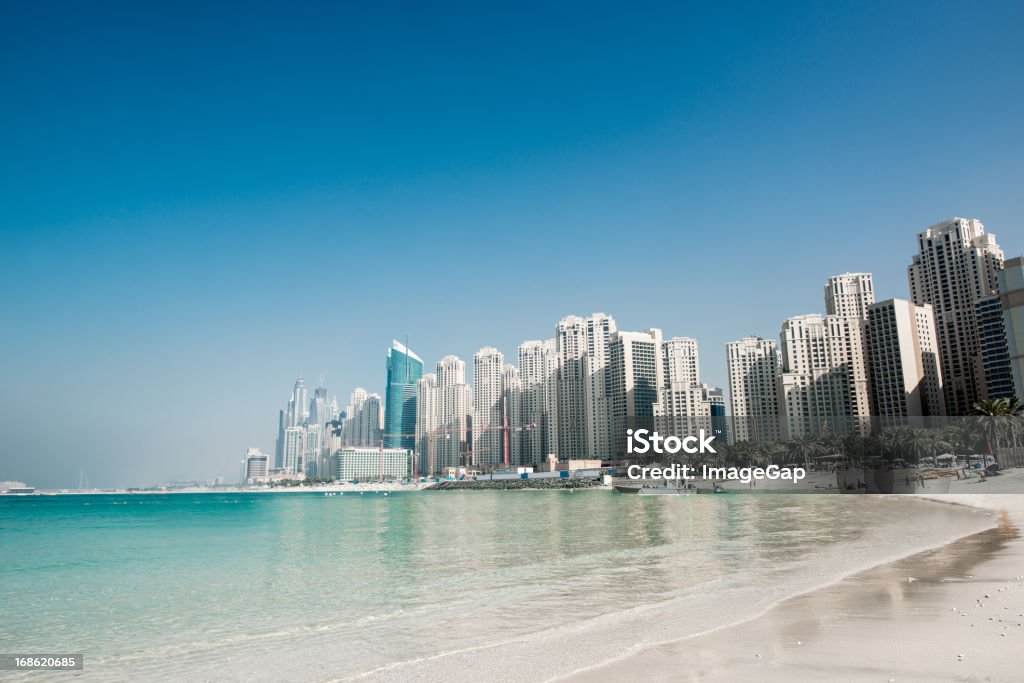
[256,216,1019,486]
[3,2,1023,488]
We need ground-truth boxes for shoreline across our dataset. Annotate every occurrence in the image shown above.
[337,495,1003,683]
[565,491,1024,683]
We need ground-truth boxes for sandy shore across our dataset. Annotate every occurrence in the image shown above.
[566,487,1024,682]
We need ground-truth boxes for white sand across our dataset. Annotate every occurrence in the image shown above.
[567,488,1024,682]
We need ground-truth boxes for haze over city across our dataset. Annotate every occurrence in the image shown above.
[2,1,1022,488]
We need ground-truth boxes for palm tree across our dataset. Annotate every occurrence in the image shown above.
[943,419,981,456]
[905,428,952,463]
[972,398,1024,467]
[879,427,914,461]
[788,434,823,469]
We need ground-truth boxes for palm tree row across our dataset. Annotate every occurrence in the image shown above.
[638,399,1023,470]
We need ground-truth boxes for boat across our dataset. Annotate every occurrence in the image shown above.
[613,482,700,495]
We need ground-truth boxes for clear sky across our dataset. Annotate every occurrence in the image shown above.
[2,1,1022,488]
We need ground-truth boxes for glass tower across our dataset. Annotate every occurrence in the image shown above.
[384,340,423,450]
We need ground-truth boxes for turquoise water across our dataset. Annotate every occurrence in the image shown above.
[0,491,994,681]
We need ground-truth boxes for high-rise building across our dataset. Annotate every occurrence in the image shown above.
[608,329,663,456]
[583,313,617,460]
[241,448,269,484]
[434,356,472,473]
[502,364,522,466]
[310,380,330,430]
[282,426,305,474]
[384,340,423,450]
[704,384,728,443]
[304,423,323,477]
[518,339,559,464]
[274,409,286,469]
[286,377,308,428]
[662,336,700,388]
[725,336,783,443]
[998,257,1024,399]
[908,218,1004,415]
[555,316,588,459]
[654,337,722,445]
[473,347,505,469]
[414,373,437,476]
[777,313,870,439]
[345,389,383,447]
[555,313,617,459]
[824,272,875,319]
[977,294,1015,400]
[865,299,945,428]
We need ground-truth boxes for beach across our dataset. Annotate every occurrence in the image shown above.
[567,482,1024,682]
[2,482,1021,682]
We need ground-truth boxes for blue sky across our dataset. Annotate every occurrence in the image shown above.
[2,1,1022,488]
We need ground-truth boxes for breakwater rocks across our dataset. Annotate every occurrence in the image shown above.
[425,478,605,491]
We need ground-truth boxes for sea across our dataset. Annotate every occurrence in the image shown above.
[0,491,997,681]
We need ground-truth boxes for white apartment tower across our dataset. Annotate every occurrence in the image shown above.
[555,313,617,460]
[282,426,306,474]
[654,336,719,442]
[662,336,700,387]
[416,355,473,474]
[473,347,505,469]
[726,336,783,443]
[345,389,383,447]
[502,364,522,467]
[414,373,438,476]
[518,339,559,464]
[608,328,663,457]
[304,423,323,477]
[865,299,945,428]
[778,312,871,438]
[908,217,1004,415]
[824,272,875,319]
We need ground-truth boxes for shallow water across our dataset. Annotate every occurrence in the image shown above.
[0,491,996,681]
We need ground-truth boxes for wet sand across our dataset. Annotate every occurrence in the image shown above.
[566,493,1024,683]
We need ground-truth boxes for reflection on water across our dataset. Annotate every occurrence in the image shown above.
[0,492,996,682]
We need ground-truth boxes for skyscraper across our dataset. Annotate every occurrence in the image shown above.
[865,299,945,428]
[345,388,383,447]
[777,313,870,438]
[654,337,722,445]
[414,373,437,476]
[310,379,330,431]
[555,316,588,459]
[555,313,617,459]
[998,257,1024,399]
[286,377,308,428]
[414,355,473,475]
[608,328,663,456]
[518,339,559,465]
[435,355,472,473]
[502,364,522,466]
[824,272,875,318]
[384,340,423,450]
[282,426,305,474]
[274,409,286,470]
[473,347,505,469]
[725,336,783,443]
[976,294,1015,400]
[908,218,1004,415]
